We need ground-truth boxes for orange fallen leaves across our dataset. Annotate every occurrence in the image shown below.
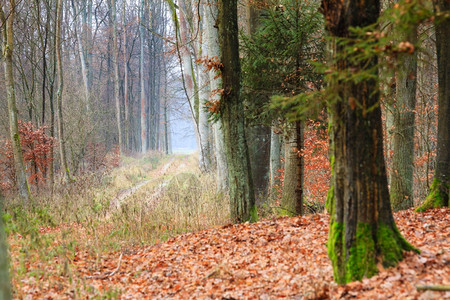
[8,208,450,299]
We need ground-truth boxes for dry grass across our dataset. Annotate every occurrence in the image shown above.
[5,151,229,256]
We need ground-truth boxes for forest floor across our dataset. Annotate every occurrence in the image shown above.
[6,155,450,299]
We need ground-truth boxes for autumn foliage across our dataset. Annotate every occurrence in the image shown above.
[273,120,330,210]
[0,121,55,191]
[301,121,330,205]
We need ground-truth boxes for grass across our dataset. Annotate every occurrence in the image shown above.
[3,152,230,298]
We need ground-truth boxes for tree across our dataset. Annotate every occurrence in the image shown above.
[198,4,213,172]
[139,0,147,153]
[0,190,11,300]
[70,0,91,113]
[123,0,130,150]
[0,0,33,203]
[241,0,324,213]
[390,21,418,211]
[56,0,72,181]
[0,190,11,299]
[218,0,256,222]
[205,0,229,190]
[321,0,416,284]
[282,121,303,215]
[111,0,122,153]
[417,0,449,211]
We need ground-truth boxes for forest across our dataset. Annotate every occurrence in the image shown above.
[0,0,449,298]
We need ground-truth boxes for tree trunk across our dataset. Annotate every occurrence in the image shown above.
[0,191,11,300]
[417,0,450,210]
[56,0,71,181]
[198,5,212,172]
[218,0,256,222]
[111,0,122,153]
[205,0,228,191]
[139,0,147,153]
[70,0,91,112]
[321,0,416,284]
[123,0,129,150]
[282,122,303,215]
[270,125,281,187]
[1,1,32,204]
[390,23,417,211]
[248,125,271,199]
[178,0,201,149]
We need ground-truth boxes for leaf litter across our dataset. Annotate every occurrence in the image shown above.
[9,208,449,299]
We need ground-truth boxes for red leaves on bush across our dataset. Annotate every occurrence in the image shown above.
[301,121,330,204]
[0,121,55,191]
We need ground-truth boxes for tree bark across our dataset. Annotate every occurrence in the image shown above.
[390,23,417,211]
[248,125,271,199]
[111,0,122,153]
[218,0,256,222]
[70,0,91,112]
[270,125,281,187]
[417,0,450,210]
[198,5,212,172]
[123,0,129,150]
[1,0,32,204]
[56,0,72,181]
[282,122,303,215]
[206,0,228,191]
[322,0,416,284]
[178,0,201,149]
[0,191,11,300]
[139,0,147,153]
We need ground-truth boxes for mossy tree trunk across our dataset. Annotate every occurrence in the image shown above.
[417,0,450,211]
[218,0,256,223]
[391,24,417,211]
[1,0,33,204]
[321,0,417,284]
[0,191,12,300]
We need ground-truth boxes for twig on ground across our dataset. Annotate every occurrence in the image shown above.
[416,285,450,291]
[85,253,123,280]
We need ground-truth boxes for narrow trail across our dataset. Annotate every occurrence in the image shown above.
[109,155,189,212]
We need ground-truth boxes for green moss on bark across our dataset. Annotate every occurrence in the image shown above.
[345,223,378,282]
[416,178,449,212]
[328,222,418,284]
[249,205,258,223]
[327,221,344,283]
[325,184,334,214]
[325,155,335,213]
[377,224,418,268]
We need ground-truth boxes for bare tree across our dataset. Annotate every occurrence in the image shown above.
[56,0,72,181]
[1,0,33,203]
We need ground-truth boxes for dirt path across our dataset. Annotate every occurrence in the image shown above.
[109,155,188,211]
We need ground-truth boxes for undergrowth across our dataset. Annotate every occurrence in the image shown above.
[3,152,229,298]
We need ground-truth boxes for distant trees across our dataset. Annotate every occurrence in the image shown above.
[418,0,450,210]
[0,0,174,192]
[241,0,324,214]
[321,0,417,283]
[1,0,33,203]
